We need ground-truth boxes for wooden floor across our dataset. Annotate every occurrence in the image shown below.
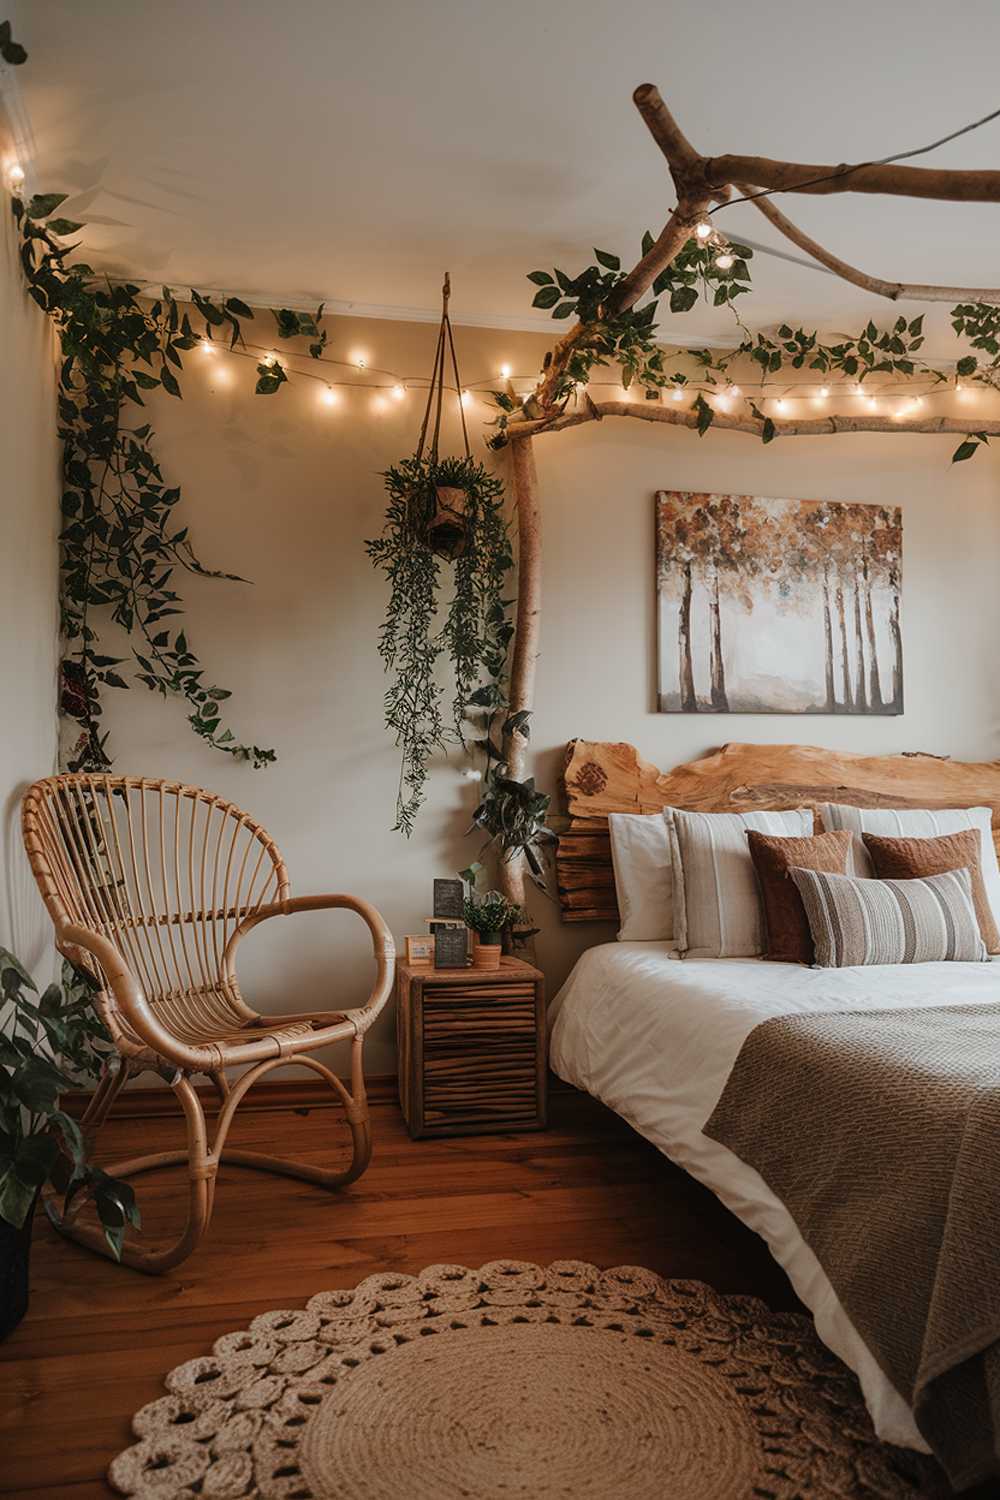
[0,1087,884,1497]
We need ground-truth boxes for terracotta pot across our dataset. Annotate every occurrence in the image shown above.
[1,1194,36,1341]
[471,940,502,970]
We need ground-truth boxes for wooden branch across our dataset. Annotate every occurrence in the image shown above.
[500,436,542,909]
[609,196,709,314]
[707,152,1000,202]
[506,399,1000,443]
[742,186,1000,305]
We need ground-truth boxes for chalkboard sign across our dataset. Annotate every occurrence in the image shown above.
[433,878,465,919]
[434,926,469,969]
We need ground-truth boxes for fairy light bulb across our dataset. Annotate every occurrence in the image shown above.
[321,386,338,408]
[715,393,731,411]
[910,395,924,410]
[818,386,830,399]
[261,351,276,367]
[695,221,712,242]
[199,338,213,355]
[499,363,512,380]
[391,383,406,401]
[715,252,734,270]
[729,385,741,398]
[774,398,788,414]
[864,395,878,411]
[671,386,684,402]
[352,352,367,371]
[461,389,472,408]
[7,161,25,190]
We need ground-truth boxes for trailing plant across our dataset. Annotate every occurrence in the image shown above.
[465,702,556,888]
[462,889,523,945]
[0,948,138,1258]
[366,453,513,835]
[13,193,276,771]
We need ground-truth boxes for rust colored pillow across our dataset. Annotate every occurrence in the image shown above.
[747,828,854,963]
[862,829,1000,954]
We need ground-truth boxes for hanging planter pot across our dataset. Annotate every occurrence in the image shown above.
[425,485,469,559]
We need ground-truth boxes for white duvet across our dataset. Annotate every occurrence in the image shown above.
[548,942,1000,1451]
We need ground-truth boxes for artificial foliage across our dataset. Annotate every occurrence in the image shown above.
[366,453,513,835]
[0,948,138,1258]
[496,230,998,465]
[466,702,556,886]
[13,194,277,771]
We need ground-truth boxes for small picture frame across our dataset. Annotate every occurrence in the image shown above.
[433,878,465,920]
[405,935,435,967]
[434,925,469,969]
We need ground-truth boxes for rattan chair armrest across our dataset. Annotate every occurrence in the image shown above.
[58,922,209,1072]
[223,893,396,1038]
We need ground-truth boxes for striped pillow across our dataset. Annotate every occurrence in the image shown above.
[789,866,988,967]
[664,807,813,958]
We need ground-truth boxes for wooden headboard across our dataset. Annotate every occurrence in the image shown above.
[556,739,1000,924]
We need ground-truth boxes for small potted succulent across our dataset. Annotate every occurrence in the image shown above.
[463,890,522,971]
[1,948,138,1337]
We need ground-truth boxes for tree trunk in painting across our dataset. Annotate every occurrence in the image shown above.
[888,565,903,712]
[862,551,884,711]
[835,581,854,712]
[822,568,836,712]
[678,561,696,712]
[852,579,868,712]
[709,570,729,711]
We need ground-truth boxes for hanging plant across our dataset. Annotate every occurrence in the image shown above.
[367,276,513,835]
[13,193,276,771]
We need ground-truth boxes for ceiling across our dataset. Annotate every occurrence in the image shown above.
[6,0,1000,351]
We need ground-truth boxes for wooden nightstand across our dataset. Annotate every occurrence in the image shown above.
[395,955,546,1138]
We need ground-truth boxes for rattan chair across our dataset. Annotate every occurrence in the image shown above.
[21,773,395,1273]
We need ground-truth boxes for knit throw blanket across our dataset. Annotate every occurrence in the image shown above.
[704,1001,1000,1490]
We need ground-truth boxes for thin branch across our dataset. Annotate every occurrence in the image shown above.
[505,399,1000,443]
[740,186,1000,305]
[706,151,1000,202]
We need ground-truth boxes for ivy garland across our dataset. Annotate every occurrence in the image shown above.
[14,193,279,771]
[491,232,998,465]
[366,453,513,835]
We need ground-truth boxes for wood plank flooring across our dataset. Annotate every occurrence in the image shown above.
[0,1087,940,1498]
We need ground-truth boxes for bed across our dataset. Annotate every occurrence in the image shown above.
[550,738,1000,1485]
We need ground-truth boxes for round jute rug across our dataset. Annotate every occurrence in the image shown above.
[108,1260,945,1499]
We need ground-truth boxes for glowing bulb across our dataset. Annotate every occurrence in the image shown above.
[910,395,924,410]
[729,385,741,398]
[695,221,712,241]
[671,386,684,402]
[774,398,788,414]
[499,363,512,380]
[7,161,25,189]
[957,382,972,400]
[462,768,483,782]
[461,389,472,408]
[199,338,213,355]
[391,383,406,401]
[352,352,367,371]
[715,394,731,411]
[818,386,830,399]
[261,351,276,367]
[715,253,734,270]
[864,396,878,411]
[620,385,633,402]
[321,386,338,407]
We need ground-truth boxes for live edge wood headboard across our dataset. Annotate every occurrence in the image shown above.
[556,739,1000,924]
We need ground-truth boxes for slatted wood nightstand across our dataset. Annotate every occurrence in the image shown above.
[395,956,546,1138]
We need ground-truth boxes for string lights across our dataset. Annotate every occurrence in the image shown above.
[5,160,24,190]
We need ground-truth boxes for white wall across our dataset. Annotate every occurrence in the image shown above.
[0,200,60,973]
[93,313,1000,1075]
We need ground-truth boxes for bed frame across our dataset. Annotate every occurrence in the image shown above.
[556,739,1000,924]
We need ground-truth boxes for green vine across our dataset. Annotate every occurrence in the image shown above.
[496,231,1000,464]
[14,193,276,771]
[366,454,513,836]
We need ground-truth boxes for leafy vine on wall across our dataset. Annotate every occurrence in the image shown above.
[14,193,279,771]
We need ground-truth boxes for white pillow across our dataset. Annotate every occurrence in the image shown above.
[664,806,814,958]
[818,802,1000,932]
[608,812,673,941]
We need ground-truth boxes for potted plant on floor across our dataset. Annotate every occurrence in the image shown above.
[1,948,139,1337]
[463,891,522,971]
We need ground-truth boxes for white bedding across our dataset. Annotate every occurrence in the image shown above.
[548,942,1000,1451]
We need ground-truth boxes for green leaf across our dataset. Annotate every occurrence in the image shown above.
[641,230,655,256]
[531,285,561,310]
[25,193,68,220]
[594,249,621,272]
[46,219,84,237]
[952,439,980,463]
[956,356,978,378]
[0,1170,36,1229]
[669,285,698,315]
[526,271,554,286]
[693,394,714,437]
[159,366,181,399]
[224,297,254,318]
[552,301,577,319]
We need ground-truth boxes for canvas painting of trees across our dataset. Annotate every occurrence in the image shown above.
[656,492,902,715]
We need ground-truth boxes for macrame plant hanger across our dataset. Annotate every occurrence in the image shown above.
[414,272,472,560]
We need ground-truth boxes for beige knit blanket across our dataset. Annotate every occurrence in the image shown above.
[704,1001,1000,1490]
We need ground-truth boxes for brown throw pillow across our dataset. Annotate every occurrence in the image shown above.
[862,829,1000,954]
[747,829,853,963]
